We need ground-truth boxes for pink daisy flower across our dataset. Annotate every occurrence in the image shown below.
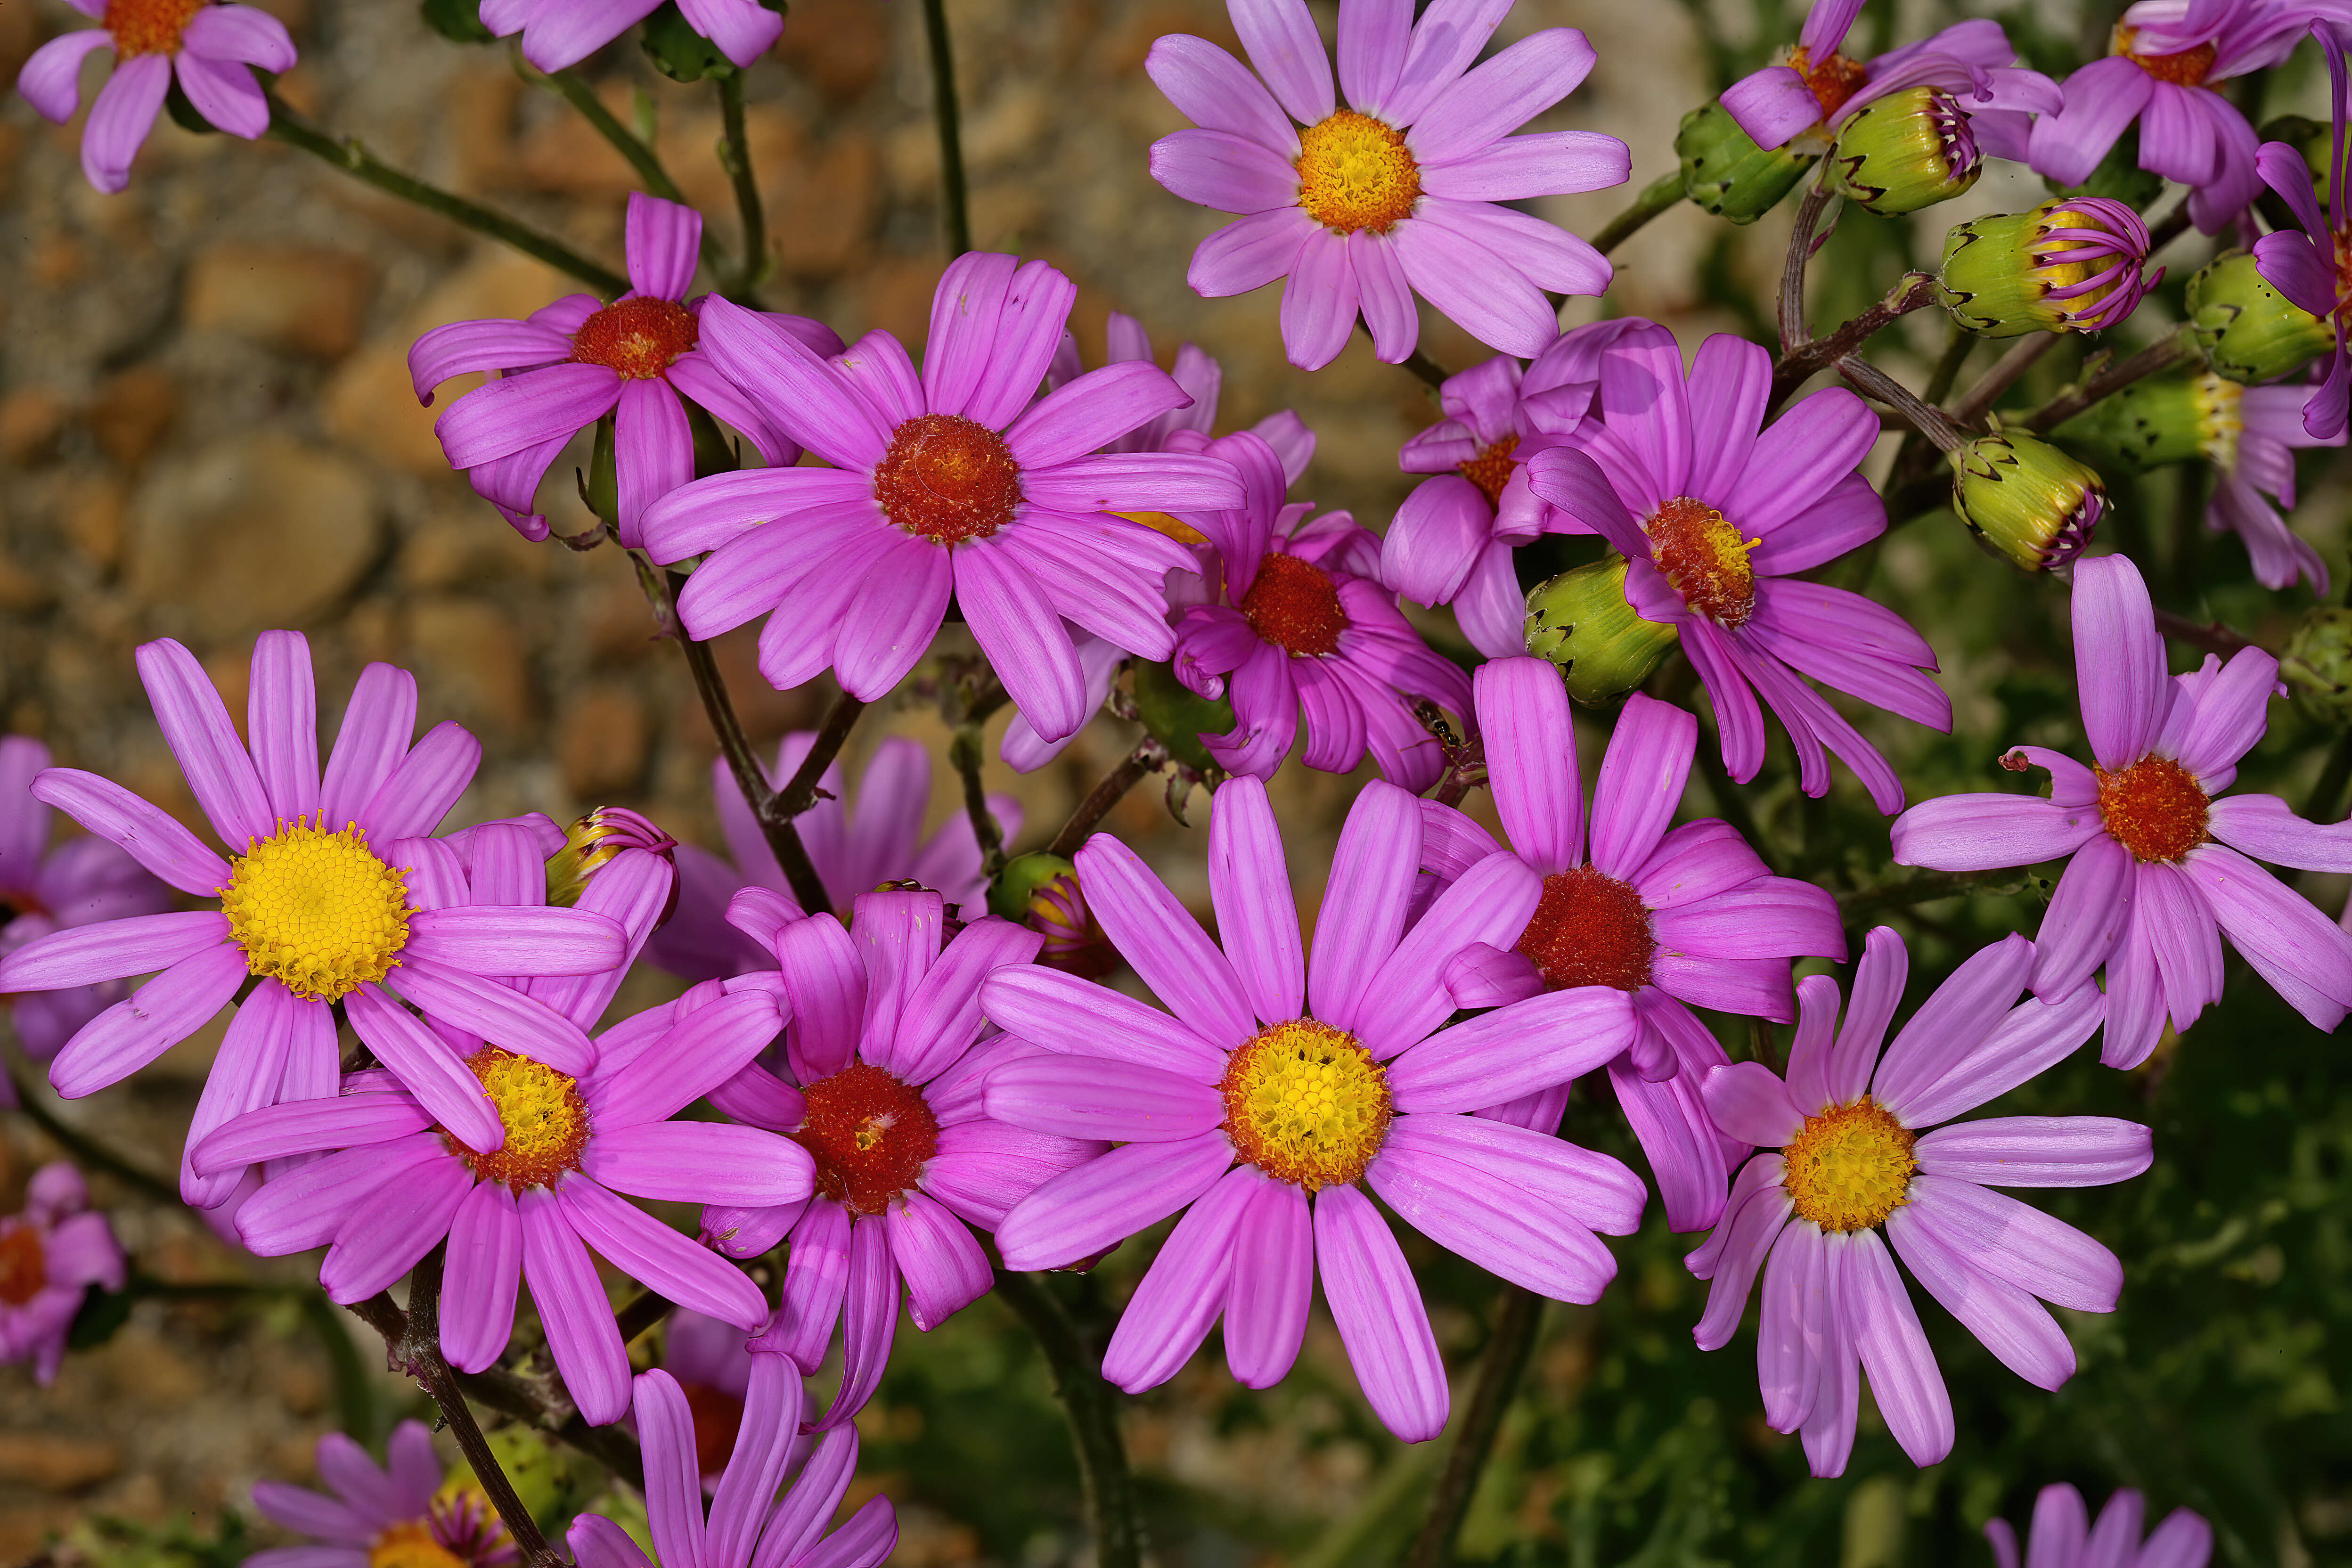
[696,887,1101,1432]
[1167,429,1473,790]
[0,633,629,1208]
[1527,325,1952,814]
[2032,0,2317,237]
[1424,659,1846,1233]
[1987,1485,2213,1568]
[1145,0,1628,370]
[568,1366,895,1568]
[1691,927,2143,1478]
[481,0,784,74]
[411,194,843,546]
[190,841,800,1426]
[982,776,1645,1442]
[636,252,1244,745]
[2254,24,2352,439]
[1723,0,2057,162]
[15,0,296,195]
[649,733,1022,985]
[1891,555,2352,1069]
[0,736,172,1084]
[0,1163,124,1386]
[247,1422,514,1568]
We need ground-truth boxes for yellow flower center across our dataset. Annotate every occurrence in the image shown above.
[104,0,204,57]
[1782,1097,1918,1233]
[451,1047,589,1189]
[1295,109,1422,235]
[368,1523,464,1568]
[2191,371,2244,471]
[1219,1020,1392,1191]
[1648,495,1761,627]
[219,818,413,1003]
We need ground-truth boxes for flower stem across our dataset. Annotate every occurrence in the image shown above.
[991,1268,1143,1568]
[1046,739,1168,860]
[1775,181,1837,363]
[1590,168,1687,257]
[1400,1284,1544,1568]
[920,0,972,256]
[2024,330,2197,433]
[2,1064,180,1207]
[1949,332,2057,428]
[1838,866,2032,922]
[1769,272,1937,411]
[949,722,1009,882]
[717,72,769,298]
[539,67,689,207]
[1835,357,1968,453]
[264,93,628,297]
[775,692,870,817]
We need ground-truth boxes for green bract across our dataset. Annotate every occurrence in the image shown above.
[1525,555,1680,704]
[2189,250,2335,384]
[2062,369,2243,472]
[1821,86,1980,216]
[1948,430,2106,572]
[1677,100,1816,224]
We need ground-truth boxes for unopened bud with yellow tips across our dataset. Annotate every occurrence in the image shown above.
[1524,555,1680,705]
[2188,250,2334,384]
[1936,197,2155,338]
[2060,369,2243,473]
[1947,430,2105,572]
[546,807,679,919]
[1821,86,1980,215]
[1676,99,1816,224]
[989,853,1117,979]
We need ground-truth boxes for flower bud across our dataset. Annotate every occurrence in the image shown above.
[2188,250,2335,384]
[1936,197,2155,338]
[546,807,679,915]
[1821,86,1980,215]
[1676,100,1816,224]
[2286,608,2352,723]
[989,853,1118,979]
[1524,555,1680,704]
[2059,369,2240,472]
[1947,431,2105,572]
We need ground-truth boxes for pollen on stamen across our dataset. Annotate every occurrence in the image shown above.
[1514,865,1657,993]
[794,1061,941,1216]
[569,296,701,381]
[1788,45,1870,120]
[218,817,413,1003]
[873,413,1025,545]
[1648,495,1761,627]
[1457,434,1522,509]
[367,1522,466,1568]
[0,1225,45,1306]
[1239,552,1348,657]
[1782,1096,1917,1233]
[2096,754,2211,863]
[1295,109,1422,236]
[2118,27,2218,86]
[104,0,204,57]
[450,1048,590,1190]
[1220,1019,1392,1191]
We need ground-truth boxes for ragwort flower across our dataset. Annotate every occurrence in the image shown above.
[0,1164,124,1386]
[1986,1485,2213,1568]
[481,0,782,74]
[246,1422,514,1568]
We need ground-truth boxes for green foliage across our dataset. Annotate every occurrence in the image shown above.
[418,0,495,46]
[50,1511,253,1568]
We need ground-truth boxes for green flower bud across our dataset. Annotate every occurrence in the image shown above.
[1677,100,1816,225]
[1947,431,2106,572]
[2285,607,2352,723]
[1821,86,1981,216]
[2188,249,2335,384]
[1132,657,1234,773]
[1936,197,2155,338]
[2060,369,2243,472]
[1524,555,1680,705]
[546,808,678,914]
[989,853,1115,978]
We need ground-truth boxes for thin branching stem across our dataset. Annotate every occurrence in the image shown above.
[3,1066,180,1205]
[992,1270,1143,1568]
[1401,1285,1544,1568]
[1046,740,1167,859]
[920,0,972,256]
[2025,332,2197,433]
[717,72,768,297]
[1950,332,2057,428]
[1591,169,1687,256]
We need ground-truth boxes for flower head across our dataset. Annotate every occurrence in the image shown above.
[1891,555,2352,1067]
[637,253,1243,745]
[1527,325,1952,815]
[15,0,296,194]
[0,633,630,1208]
[1986,1485,2212,1568]
[1144,0,1628,369]
[0,1164,124,1386]
[2033,0,2315,235]
[1421,659,1845,1232]
[482,0,783,74]
[412,195,841,545]
[697,888,1097,1431]
[1690,927,2143,1477]
[247,1421,516,1568]
[982,776,1646,1441]
[2254,22,2352,437]
[566,1366,895,1568]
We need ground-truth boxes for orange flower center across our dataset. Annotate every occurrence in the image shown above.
[2096,755,2210,863]
[1456,434,1521,509]
[104,0,204,56]
[1788,45,1870,120]
[2117,27,2218,86]
[1218,1020,1392,1191]
[1295,109,1422,235]
[872,414,1024,545]
[570,296,700,380]
[367,1523,463,1568]
[0,1225,45,1306]
[680,1381,745,1476]
[448,1048,590,1190]
[1513,865,1657,992]
[1239,552,1348,656]
[1648,495,1760,627]
[794,1062,940,1216]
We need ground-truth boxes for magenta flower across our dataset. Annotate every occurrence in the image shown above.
[247,1422,514,1568]
[697,887,1098,1431]
[1144,0,1628,370]
[659,1308,758,1486]
[1167,429,1472,790]
[982,776,1645,1442]
[2207,380,2344,590]
[412,194,842,546]
[1381,325,1640,657]
[481,0,782,74]
[0,736,172,1078]
[568,1367,895,1568]
[1692,927,2142,1478]
[649,734,1022,984]
[1527,326,1951,814]
[191,843,800,1426]
[15,0,295,195]
[1891,555,2352,1068]
[2031,0,2315,235]
[1987,1484,2213,1568]
[0,1163,124,1386]
[1426,659,1846,1233]
[637,253,1243,744]
[1722,0,2056,159]
[2254,24,2352,438]
[0,633,629,1208]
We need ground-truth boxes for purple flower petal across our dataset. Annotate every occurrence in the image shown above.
[886,1190,991,1331]
[1384,986,1636,1112]
[519,1186,630,1426]
[359,720,480,841]
[624,193,700,301]
[233,1135,440,1256]
[343,983,505,1153]
[48,942,246,1098]
[2207,792,2352,872]
[1842,1228,1953,1468]
[1903,1173,2122,1311]
[569,1518,653,1568]
[992,1129,1235,1271]
[441,1180,522,1373]
[1914,1115,2151,1189]
[955,539,1089,743]
[1278,229,1361,372]
[1890,791,2100,872]
[1382,1112,1645,1233]
[16,31,110,123]
[190,1088,428,1174]
[588,988,786,1129]
[2071,556,2171,773]
[136,638,274,851]
[1384,0,1513,125]
[1313,1182,1447,1442]
[808,1216,896,1430]
[1390,203,1577,357]
[1307,779,1421,1031]
[1419,129,1627,202]
[1721,66,1821,150]
[1147,33,1298,153]
[1223,1169,1311,1387]
[765,1201,849,1369]
[1886,1206,2075,1390]
[1187,206,1318,297]
[1351,229,1420,364]
[675,0,784,65]
[318,1151,472,1303]
[435,362,620,470]
[81,52,171,195]
[1688,1155,1791,1348]
[1073,832,1255,1050]
[2182,841,2352,1027]
[1473,656,1582,873]
[1410,28,1597,163]
[0,910,227,991]
[985,1053,1225,1143]
[1100,1165,1255,1392]
[2027,56,2154,187]
[403,905,624,977]
[1207,775,1305,1025]
[173,49,268,137]
[1229,0,1334,126]
[582,1122,813,1209]
[561,1176,767,1331]
[1609,1056,1730,1231]
[381,958,595,1077]
[1352,851,1541,1059]
[1148,126,1301,213]
[1004,360,1198,471]
[924,253,1076,431]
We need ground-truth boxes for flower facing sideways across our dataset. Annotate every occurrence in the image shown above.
[245,1421,514,1568]
[1985,1484,2212,1568]
[0,1163,124,1386]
